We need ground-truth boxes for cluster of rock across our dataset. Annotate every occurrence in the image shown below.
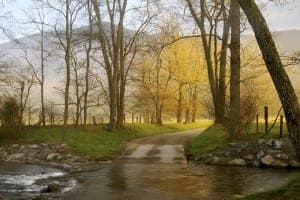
[195,138,300,168]
[0,143,109,172]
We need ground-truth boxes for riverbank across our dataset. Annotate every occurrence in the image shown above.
[233,175,300,200]
[0,122,211,168]
[187,124,300,200]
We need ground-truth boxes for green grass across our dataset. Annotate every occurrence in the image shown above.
[233,175,300,200]
[189,120,289,161]
[0,121,212,159]
[243,121,289,140]
[189,124,228,160]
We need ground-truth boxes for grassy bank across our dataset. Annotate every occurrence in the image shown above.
[234,175,300,200]
[189,121,289,161]
[189,125,228,160]
[0,121,211,159]
[189,122,298,200]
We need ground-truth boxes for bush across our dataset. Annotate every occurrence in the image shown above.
[0,97,20,128]
[240,91,260,134]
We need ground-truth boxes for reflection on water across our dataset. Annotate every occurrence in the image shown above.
[0,159,298,200]
[64,159,298,200]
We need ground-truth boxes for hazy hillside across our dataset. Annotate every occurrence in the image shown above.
[0,28,299,103]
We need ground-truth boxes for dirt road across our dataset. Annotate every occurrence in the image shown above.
[123,129,204,163]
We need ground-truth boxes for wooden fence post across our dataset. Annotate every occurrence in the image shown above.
[93,116,97,125]
[280,115,283,138]
[256,114,259,134]
[132,113,134,124]
[264,106,268,135]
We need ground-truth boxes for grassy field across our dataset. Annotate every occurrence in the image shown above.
[0,121,212,159]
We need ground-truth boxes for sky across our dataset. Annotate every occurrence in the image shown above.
[4,0,300,34]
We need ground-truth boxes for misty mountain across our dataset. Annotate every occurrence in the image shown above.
[0,28,299,103]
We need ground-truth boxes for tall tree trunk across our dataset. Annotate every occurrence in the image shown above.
[237,0,300,159]
[40,27,46,127]
[191,85,198,123]
[177,83,183,123]
[229,0,241,140]
[218,0,230,124]
[63,0,71,140]
[84,0,93,126]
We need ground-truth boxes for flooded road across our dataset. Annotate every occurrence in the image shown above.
[64,129,298,200]
[0,129,299,199]
[63,159,297,200]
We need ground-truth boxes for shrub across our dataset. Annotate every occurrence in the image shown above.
[0,97,20,127]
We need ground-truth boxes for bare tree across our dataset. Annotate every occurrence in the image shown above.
[46,0,82,138]
[185,0,230,125]
[91,0,158,130]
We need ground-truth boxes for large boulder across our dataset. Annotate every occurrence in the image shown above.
[228,159,247,166]
[261,155,274,166]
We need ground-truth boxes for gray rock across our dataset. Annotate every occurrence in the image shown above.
[41,182,59,193]
[30,144,39,149]
[289,160,300,168]
[243,154,254,160]
[276,154,289,160]
[0,151,8,159]
[274,140,283,149]
[258,139,266,145]
[267,150,282,155]
[11,144,19,148]
[6,153,25,161]
[272,160,288,168]
[46,153,60,161]
[228,159,247,166]
[256,151,265,159]
[229,143,238,147]
[267,139,274,146]
[224,151,231,157]
[253,160,261,167]
[212,156,227,165]
[62,164,72,171]
[261,155,274,166]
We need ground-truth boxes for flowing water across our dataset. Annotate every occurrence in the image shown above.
[0,130,299,200]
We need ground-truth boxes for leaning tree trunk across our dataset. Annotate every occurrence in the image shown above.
[237,0,300,159]
[229,0,241,140]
